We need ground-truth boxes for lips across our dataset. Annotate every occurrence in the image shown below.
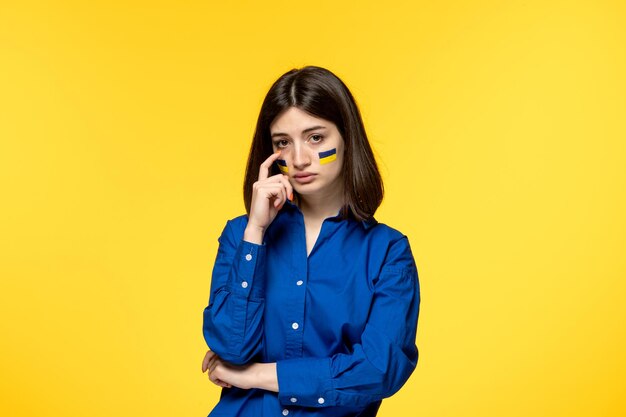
[293,172,316,184]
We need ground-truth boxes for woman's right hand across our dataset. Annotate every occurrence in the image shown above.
[244,151,293,244]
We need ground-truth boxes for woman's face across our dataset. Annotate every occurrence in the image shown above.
[269,107,345,198]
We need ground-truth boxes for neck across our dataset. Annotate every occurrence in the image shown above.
[298,182,344,222]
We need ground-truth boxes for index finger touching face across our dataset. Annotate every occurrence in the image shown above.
[258,150,282,181]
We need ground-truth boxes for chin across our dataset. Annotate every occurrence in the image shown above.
[293,184,324,196]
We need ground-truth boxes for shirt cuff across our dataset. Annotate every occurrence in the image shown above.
[229,239,267,299]
[276,357,335,407]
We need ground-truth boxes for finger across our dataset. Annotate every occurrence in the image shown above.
[207,356,220,374]
[279,174,294,201]
[209,365,228,387]
[202,350,215,372]
[256,183,287,204]
[209,357,223,374]
[274,184,287,209]
[258,183,286,209]
[262,174,292,205]
[206,358,215,374]
[213,379,227,388]
[209,372,221,385]
[212,377,232,389]
[262,174,292,197]
[258,151,282,181]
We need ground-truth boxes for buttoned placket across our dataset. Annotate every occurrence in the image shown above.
[270,205,350,409]
[283,214,308,360]
[287,211,339,409]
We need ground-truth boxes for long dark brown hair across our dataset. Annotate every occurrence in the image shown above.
[243,66,383,222]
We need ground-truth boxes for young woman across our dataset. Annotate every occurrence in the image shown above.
[201,66,420,417]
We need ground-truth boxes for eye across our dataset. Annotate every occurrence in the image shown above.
[273,139,290,149]
[308,134,324,144]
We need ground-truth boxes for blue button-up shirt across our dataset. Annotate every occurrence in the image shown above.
[202,201,420,417]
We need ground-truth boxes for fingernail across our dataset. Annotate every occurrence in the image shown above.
[289,193,293,201]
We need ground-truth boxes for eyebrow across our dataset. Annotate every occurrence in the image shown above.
[271,125,327,139]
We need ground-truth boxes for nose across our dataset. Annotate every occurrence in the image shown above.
[291,141,312,170]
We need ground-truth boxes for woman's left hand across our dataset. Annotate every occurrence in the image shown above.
[201,350,279,392]
[202,350,252,390]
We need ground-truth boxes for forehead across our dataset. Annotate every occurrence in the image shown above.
[270,107,334,133]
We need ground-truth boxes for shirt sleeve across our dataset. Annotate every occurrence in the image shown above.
[275,236,420,408]
[202,218,267,365]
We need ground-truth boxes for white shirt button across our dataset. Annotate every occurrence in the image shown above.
[282,409,289,416]
[241,281,248,289]
[296,280,303,286]
[291,322,299,330]
[290,397,297,403]
[245,253,252,261]
[318,397,325,404]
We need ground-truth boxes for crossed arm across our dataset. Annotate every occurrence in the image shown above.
[201,350,278,392]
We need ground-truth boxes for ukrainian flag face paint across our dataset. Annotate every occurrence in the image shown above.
[276,159,289,173]
[318,148,337,165]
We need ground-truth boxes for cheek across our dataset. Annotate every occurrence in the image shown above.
[276,158,289,174]
[318,148,338,165]
[277,148,293,171]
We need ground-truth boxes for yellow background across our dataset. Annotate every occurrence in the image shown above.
[1,0,625,416]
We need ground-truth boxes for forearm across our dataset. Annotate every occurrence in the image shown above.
[249,362,278,392]
[243,224,265,245]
